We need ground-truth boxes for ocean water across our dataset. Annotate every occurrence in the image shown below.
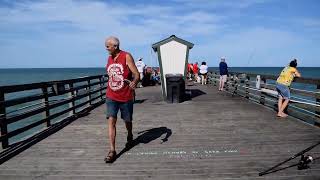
[0,68,106,86]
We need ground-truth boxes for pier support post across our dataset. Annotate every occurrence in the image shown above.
[225,76,229,92]
[213,72,217,86]
[233,74,238,95]
[259,77,266,105]
[0,92,8,149]
[68,83,76,115]
[87,80,91,106]
[316,84,320,118]
[245,75,250,99]
[99,77,103,100]
[41,86,50,127]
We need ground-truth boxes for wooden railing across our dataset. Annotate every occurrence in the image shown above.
[0,74,108,150]
[208,71,320,127]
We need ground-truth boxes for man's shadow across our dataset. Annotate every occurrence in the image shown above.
[115,126,172,161]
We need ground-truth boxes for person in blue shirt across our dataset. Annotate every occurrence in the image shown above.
[219,57,228,91]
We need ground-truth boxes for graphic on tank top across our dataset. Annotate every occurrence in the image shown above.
[107,63,124,91]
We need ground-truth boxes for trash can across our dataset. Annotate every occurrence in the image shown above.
[165,74,185,103]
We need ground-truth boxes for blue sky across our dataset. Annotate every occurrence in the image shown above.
[0,0,320,68]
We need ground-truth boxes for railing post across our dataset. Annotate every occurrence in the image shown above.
[41,86,50,127]
[87,80,91,106]
[224,75,230,91]
[0,91,8,149]
[215,72,218,86]
[259,77,266,105]
[316,84,320,118]
[233,74,238,95]
[245,75,250,99]
[224,75,232,91]
[68,83,76,115]
[99,77,103,100]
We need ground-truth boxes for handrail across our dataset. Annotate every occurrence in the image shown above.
[0,74,108,93]
[208,71,320,127]
[228,71,320,85]
[0,74,107,149]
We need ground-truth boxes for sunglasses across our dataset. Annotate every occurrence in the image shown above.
[106,45,117,48]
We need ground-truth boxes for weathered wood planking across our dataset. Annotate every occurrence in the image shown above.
[0,85,320,180]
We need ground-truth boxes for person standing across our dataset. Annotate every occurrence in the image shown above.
[219,57,228,91]
[104,36,140,163]
[193,62,199,82]
[199,61,208,85]
[276,59,301,118]
[135,58,146,87]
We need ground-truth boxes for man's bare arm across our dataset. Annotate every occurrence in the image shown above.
[126,53,140,89]
[295,70,301,78]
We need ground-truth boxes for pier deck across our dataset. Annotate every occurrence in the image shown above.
[1,84,320,179]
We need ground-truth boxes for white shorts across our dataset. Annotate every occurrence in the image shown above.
[220,75,227,82]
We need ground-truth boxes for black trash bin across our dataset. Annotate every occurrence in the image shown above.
[165,74,185,103]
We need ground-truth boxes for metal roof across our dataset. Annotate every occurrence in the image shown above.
[152,35,194,52]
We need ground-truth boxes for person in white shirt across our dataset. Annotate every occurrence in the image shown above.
[135,58,146,87]
[199,61,208,85]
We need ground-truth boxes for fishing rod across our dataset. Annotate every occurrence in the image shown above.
[259,141,320,176]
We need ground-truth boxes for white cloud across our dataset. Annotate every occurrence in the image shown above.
[0,0,319,68]
[0,0,221,44]
[298,18,320,31]
[172,0,271,9]
[189,27,304,66]
[0,0,225,68]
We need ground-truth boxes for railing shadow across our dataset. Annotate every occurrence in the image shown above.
[115,126,172,161]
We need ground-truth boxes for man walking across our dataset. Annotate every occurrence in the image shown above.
[219,57,228,91]
[104,36,140,163]
[135,58,146,87]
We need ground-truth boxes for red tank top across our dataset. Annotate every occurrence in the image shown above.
[106,50,134,102]
[193,64,199,73]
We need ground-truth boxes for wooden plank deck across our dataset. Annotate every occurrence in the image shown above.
[1,84,320,180]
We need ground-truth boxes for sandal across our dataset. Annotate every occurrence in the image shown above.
[104,150,117,163]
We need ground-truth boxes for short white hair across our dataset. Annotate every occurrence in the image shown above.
[106,36,120,46]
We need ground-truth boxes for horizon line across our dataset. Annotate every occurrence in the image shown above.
[1,66,319,69]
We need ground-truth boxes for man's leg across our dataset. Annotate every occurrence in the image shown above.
[120,100,134,145]
[108,117,117,151]
[201,75,204,85]
[221,80,225,90]
[139,72,144,87]
[222,75,227,90]
[125,122,133,141]
[105,99,119,163]
[277,97,283,116]
[280,99,289,116]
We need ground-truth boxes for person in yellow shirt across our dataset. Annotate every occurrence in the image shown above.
[276,59,301,117]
